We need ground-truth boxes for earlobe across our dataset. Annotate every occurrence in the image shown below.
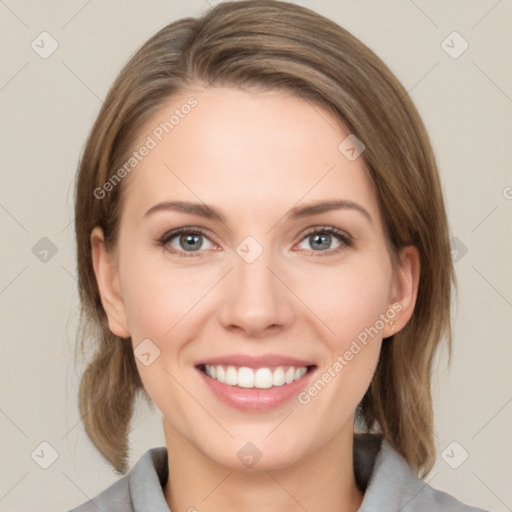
[90,227,130,338]
[382,246,420,338]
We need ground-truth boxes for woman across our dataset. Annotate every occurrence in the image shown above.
[69,1,489,510]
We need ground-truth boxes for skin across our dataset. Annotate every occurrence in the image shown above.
[91,86,420,512]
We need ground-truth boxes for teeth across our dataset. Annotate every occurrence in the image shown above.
[225,366,237,386]
[238,367,255,388]
[204,364,309,389]
[255,368,273,389]
[272,367,285,386]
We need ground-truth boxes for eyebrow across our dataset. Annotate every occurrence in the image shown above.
[144,199,372,224]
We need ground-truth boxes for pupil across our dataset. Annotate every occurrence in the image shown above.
[181,234,201,251]
[312,233,330,250]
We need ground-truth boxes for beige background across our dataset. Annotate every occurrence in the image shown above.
[0,0,511,510]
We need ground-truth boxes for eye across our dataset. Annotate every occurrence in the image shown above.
[159,227,217,257]
[159,225,353,258]
[296,226,352,255]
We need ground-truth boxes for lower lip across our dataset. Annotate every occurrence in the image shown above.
[197,367,316,412]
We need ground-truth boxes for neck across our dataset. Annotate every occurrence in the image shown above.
[163,421,364,512]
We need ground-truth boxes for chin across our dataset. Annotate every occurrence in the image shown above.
[195,431,313,473]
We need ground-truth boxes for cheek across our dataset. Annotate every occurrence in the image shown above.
[117,249,207,417]
[297,257,393,344]
[293,262,391,422]
[119,249,209,342]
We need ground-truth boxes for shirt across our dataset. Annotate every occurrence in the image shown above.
[68,435,490,511]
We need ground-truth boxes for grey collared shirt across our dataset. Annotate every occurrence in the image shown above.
[69,439,489,511]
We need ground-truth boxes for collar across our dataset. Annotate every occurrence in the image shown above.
[125,434,484,512]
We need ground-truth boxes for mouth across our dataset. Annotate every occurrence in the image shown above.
[196,363,316,389]
[194,355,317,411]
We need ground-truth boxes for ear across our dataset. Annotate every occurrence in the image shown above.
[90,226,130,338]
[382,245,420,338]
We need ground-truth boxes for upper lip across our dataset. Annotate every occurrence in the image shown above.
[195,354,317,369]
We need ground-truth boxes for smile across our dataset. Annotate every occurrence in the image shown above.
[202,364,310,389]
[196,356,317,411]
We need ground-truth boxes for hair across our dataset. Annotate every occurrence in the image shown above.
[74,0,455,477]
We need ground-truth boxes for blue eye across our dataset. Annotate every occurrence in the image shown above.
[297,227,352,255]
[159,226,352,258]
[160,227,216,257]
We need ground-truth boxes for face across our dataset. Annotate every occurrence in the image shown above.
[92,86,418,471]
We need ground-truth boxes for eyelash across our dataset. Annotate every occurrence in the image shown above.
[158,226,353,258]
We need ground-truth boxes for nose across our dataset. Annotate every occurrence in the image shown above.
[218,248,295,338]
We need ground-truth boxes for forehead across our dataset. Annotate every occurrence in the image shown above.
[121,86,379,225]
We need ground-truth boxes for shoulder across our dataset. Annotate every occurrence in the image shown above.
[67,475,131,512]
[67,447,169,512]
[358,436,490,512]
[68,440,490,512]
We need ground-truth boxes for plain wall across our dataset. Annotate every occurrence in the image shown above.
[0,0,511,510]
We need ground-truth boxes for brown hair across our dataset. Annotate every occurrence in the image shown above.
[74,0,454,476]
